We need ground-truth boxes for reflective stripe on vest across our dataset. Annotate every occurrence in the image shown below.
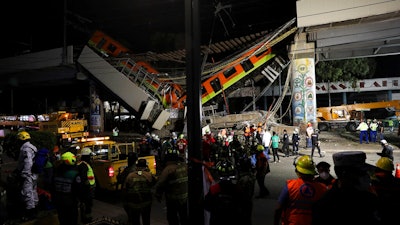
[79,161,95,186]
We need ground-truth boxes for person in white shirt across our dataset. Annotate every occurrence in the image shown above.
[262,128,272,160]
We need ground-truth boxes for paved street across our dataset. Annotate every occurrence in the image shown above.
[88,146,400,225]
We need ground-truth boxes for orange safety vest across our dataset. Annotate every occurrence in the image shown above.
[244,127,251,137]
[281,178,327,225]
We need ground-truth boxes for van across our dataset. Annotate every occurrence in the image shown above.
[70,137,156,191]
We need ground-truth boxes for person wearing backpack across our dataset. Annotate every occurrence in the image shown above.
[15,131,39,221]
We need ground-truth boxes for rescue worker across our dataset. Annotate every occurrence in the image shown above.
[154,148,188,225]
[236,157,256,225]
[281,129,290,157]
[274,155,327,225]
[371,157,400,224]
[176,134,188,161]
[52,152,82,225]
[311,129,323,158]
[255,144,270,198]
[117,152,139,189]
[314,161,336,190]
[369,119,378,142]
[77,147,96,223]
[122,158,156,225]
[312,151,380,225]
[292,128,300,155]
[15,131,39,221]
[356,120,369,144]
[255,122,263,144]
[243,124,251,144]
[204,159,242,225]
[388,119,394,132]
[377,139,394,161]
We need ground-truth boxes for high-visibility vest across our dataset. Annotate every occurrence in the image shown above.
[79,161,95,186]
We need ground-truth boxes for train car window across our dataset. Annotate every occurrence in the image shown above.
[210,78,222,92]
[223,67,237,79]
[202,85,207,96]
[107,44,117,54]
[96,38,106,49]
[241,59,254,72]
[255,51,265,58]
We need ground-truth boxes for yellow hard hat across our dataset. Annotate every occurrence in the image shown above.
[17,131,31,140]
[61,152,77,166]
[295,155,316,175]
[376,157,394,172]
[257,144,264,151]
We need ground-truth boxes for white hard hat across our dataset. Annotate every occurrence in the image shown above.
[81,147,94,156]
[380,139,388,145]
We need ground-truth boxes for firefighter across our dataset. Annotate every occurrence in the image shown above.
[122,159,156,225]
[77,147,96,224]
[154,148,188,225]
[52,152,82,225]
[204,159,243,225]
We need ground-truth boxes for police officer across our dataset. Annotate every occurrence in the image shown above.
[15,131,39,221]
[122,159,156,225]
[52,152,82,225]
[77,148,96,223]
[311,129,323,158]
[154,148,188,225]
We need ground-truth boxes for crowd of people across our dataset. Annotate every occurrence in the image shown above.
[0,124,398,225]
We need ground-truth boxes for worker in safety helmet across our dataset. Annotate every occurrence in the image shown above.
[377,139,394,161]
[15,131,39,221]
[371,156,400,224]
[273,155,327,225]
[312,151,380,225]
[77,148,96,223]
[154,148,188,225]
[204,159,244,225]
[52,152,82,225]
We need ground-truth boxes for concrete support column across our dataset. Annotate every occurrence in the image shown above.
[388,90,392,100]
[89,82,104,134]
[289,32,317,130]
[342,92,347,105]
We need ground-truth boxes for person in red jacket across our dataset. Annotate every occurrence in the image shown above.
[274,155,327,225]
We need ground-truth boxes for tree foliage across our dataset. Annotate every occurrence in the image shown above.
[315,58,376,82]
[3,131,57,160]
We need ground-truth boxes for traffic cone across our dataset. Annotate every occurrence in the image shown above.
[395,164,400,178]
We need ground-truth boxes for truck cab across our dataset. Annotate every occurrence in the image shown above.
[71,136,156,191]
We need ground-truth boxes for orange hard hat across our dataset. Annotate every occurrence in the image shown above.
[53,146,59,153]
